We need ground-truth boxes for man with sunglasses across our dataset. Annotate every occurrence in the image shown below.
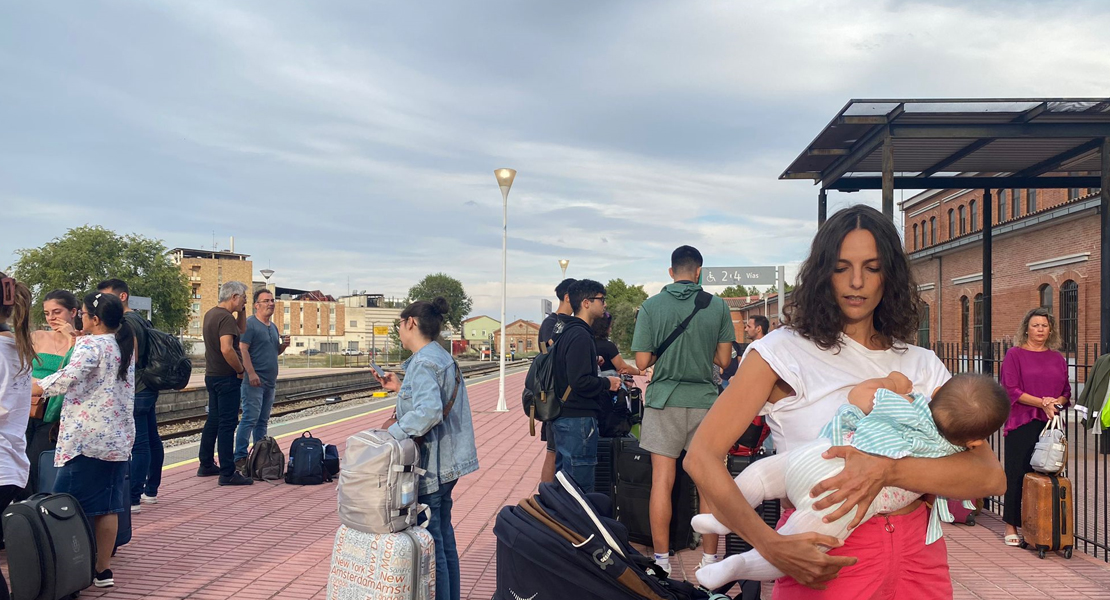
[549,279,621,493]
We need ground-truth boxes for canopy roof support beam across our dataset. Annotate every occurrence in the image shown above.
[919,139,996,177]
[982,189,993,374]
[1102,138,1110,354]
[882,134,894,218]
[827,175,1102,191]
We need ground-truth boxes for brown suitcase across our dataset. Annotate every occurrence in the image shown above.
[1020,472,1074,559]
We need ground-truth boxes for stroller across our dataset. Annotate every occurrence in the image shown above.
[494,471,731,600]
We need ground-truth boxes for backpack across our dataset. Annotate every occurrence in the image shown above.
[337,429,428,534]
[285,431,326,485]
[135,318,192,391]
[521,332,572,436]
[323,443,341,481]
[247,436,286,482]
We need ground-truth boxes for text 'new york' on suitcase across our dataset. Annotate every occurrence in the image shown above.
[613,437,700,552]
[326,523,434,600]
[2,492,96,600]
[1020,472,1074,559]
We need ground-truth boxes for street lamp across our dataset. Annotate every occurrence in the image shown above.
[559,259,569,280]
[494,168,516,412]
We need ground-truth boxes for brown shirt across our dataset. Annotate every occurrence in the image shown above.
[203,306,241,377]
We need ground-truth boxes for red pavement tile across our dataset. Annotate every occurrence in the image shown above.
[3,370,1109,599]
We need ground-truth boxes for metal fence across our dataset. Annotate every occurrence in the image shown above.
[932,341,1109,561]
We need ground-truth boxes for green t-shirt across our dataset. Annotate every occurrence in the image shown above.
[631,282,735,409]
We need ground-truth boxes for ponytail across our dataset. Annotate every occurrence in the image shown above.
[114,320,135,381]
[82,292,133,381]
[0,273,37,374]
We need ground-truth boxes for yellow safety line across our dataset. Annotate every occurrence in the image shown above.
[161,371,507,471]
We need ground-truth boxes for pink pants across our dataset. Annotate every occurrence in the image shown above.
[773,503,952,600]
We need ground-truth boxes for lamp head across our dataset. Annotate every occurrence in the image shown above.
[260,269,275,280]
[494,168,517,194]
[558,259,569,271]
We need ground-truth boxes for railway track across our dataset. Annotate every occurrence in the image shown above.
[159,360,528,440]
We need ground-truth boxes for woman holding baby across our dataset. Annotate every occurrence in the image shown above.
[687,204,1006,599]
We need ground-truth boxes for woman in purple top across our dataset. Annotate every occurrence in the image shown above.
[1000,307,1070,546]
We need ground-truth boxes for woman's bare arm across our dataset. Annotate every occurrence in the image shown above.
[686,350,856,589]
[611,354,640,376]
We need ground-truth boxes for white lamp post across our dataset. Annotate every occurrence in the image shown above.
[559,259,569,280]
[494,168,516,412]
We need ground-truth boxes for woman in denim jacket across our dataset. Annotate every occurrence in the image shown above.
[374,297,478,600]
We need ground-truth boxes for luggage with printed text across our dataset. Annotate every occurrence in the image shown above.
[326,523,434,600]
[2,493,96,600]
[1020,472,1074,559]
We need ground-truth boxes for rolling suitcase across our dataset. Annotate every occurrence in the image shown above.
[326,524,435,600]
[946,498,982,526]
[593,435,626,503]
[613,437,700,551]
[2,493,96,600]
[1020,472,1074,559]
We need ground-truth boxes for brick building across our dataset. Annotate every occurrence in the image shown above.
[493,319,541,356]
[272,288,346,354]
[170,246,253,342]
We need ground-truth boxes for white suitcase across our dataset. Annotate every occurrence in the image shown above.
[327,524,435,600]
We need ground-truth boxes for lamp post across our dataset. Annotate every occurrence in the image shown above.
[559,259,569,280]
[494,168,516,412]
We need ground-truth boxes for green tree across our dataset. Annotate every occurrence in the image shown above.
[407,273,473,331]
[11,226,190,331]
[765,282,796,295]
[717,285,752,298]
[605,278,648,354]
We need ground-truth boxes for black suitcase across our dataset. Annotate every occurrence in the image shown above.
[613,437,700,552]
[593,435,625,503]
[725,452,780,556]
[2,493,95,600]
[38,450,132,552]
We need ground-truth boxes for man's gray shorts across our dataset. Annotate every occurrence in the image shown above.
[639,405,711,459]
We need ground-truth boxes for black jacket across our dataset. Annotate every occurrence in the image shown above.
[552,316,609,418]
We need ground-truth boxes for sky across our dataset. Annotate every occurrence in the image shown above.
[3,1,1109,322]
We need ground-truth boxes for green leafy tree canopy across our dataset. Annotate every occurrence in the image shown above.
[407,273,473,331]
[717,284,754,298]
[11,226,190,331]
[605,278,648,354]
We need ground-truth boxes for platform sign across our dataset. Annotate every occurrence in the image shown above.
[699,266,777,286]
[373,326,390,336]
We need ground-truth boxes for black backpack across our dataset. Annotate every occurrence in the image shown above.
[521,334,572,437]
[130,314,192,391]
[285,431,326,485]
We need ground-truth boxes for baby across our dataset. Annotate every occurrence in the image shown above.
[693,373,1010,589]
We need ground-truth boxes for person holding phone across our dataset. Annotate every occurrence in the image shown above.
[233,289,289,474]
[372,297,478,600]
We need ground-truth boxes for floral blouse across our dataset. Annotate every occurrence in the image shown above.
[39,334,135,466]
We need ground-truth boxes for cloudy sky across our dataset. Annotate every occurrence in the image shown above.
[3,1,1109,321]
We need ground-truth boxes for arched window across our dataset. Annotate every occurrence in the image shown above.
[973,293,984,350]
[947,209,955,239]
[912,224,919,250]
[1060,280,1078,353]
[958,205,966,235]
[969,200,978,231]
[930,217,936,245]
[998,190,1008,221]
[921,220,928,246]
[1027,189,1037,213]
[960,296,970,348]
[917,304,931,348]
[1039,283,1053,315]
[1011,189,1021,217]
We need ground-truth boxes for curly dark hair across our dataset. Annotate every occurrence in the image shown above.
[782,204,923,351]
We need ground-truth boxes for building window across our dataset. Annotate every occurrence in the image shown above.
[330,307,335,315]
[330,324,336,333]
[998,189,1007,221]
[947,209,954,239]
[912,224,919,250]
[958,205,966,235]
[283,323,290,334]
[350,320,357,327]
[1060,280,1078,353]
[969,200,978,231]
[917,304,930,348]
[295,341,304,348]
[973,293,984,349]
[960,296,970,348]
[929,217,936,245]
[1011,189,1021,217]
[1039,283,1053,316]
[348,341,359,351]
[285,306,290,314]
[1027,189,1037,213]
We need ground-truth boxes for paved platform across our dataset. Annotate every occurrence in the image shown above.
[4,371,1110,599]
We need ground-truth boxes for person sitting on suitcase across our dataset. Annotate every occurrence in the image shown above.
[692,372,1009,589]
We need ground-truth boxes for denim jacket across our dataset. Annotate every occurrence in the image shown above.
[387,342,479,495]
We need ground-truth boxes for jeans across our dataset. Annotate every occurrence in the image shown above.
[235,381,275,462]
[199,375,242,477]
[130,389,163,503]
[552,416,599,493]
[420,479,459,600]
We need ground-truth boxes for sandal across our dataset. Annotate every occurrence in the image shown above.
[1004,534,1021,546]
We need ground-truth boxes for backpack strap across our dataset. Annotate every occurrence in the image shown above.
[653,290,712,360]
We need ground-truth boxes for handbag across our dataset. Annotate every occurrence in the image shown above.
[1030,415,1068,474]
[29,394,47,420]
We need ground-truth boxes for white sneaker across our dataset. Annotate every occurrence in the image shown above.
[130,503,141,514]
[140,493,158,505]
[697,554,720,570]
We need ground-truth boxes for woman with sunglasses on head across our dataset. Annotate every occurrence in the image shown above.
[22,290,80,497]
[33,292,135,589]
[592,312,641,377]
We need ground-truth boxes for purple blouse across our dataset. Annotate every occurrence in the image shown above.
[1000,346,1071,435]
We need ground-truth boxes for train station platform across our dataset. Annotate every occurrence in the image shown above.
[4,371,1110,599]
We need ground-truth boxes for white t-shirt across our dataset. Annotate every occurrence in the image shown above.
[0,336,32,488]
[745,328,952,453]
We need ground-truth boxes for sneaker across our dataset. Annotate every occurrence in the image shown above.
[130,503,141,514]
[140,493,158,504]
[197,464,221,477]
[697,554,720,570]
[94,569,114,588]
[218,472,254,486]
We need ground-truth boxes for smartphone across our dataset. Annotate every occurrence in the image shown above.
[370,360,386,378]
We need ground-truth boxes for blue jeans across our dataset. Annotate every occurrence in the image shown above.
[130,389,163,503]
[234,381,276,462]
[199,375,242,477]
[420,479,459,600]
[552,416,598,493]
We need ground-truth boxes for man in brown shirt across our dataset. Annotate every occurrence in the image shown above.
[197,281,252,485]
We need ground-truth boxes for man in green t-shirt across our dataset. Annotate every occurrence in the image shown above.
[631,245,735,574]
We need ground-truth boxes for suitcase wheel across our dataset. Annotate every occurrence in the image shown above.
[1037,547,1047,559]
[1019,540,1028,549]
[965,515,975,527]
[1064,547,1073,559]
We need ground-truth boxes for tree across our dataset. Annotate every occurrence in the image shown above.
[605,278,648,354]
[717,285,752,298]
[765,282,796,295]
[407,273,473,331]
[11,226,190,331]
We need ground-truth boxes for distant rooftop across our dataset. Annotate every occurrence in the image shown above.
[169,247,250,261]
